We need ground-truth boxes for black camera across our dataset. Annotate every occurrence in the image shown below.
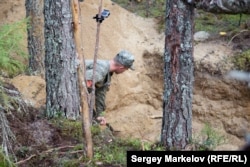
[93,9,110,23]
[101,9,110,18]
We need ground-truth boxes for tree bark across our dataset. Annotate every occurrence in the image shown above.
[190,0,250,14]
[161,0,194,150]
[25,0,45,77]
[44,0,80,120]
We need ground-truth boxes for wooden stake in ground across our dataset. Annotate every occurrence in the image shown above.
[71,0,93,159]
[89,0,103,122]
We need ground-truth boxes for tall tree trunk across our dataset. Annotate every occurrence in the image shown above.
[44,0,80,120]
[161,0,194,150]
[25,0,45,77]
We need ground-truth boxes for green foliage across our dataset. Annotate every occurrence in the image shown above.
[112,0,165,17]
[195,11,250,33]
[25,118,165,166]
[0,19,28,77]
[73,144,83,151]
[91,124,102,136]
[192,123,225,150]
[61,159,80,167]
[51,118,83,140]
[112,0,166,32]
[90,138,135,165]
[233,49,250,71]
[0,82,10,108]
[0,148,16,167]
[113,1,250,34]
[87,137,164,165]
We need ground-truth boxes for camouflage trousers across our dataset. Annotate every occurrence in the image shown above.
[88,86,108,118]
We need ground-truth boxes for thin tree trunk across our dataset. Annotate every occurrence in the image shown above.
[161,0,194,150]
[44,0,80,120]
[71,0,93,159]
[89,0,103,123]
[25,0,45,77]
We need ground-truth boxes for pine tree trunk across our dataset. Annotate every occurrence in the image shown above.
[44,0,80,120]
[25,0,45,76]
[161,0,194,150]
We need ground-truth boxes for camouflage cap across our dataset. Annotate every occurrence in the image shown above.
[115,50,135,70]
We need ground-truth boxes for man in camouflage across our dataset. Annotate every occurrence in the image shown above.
[85,50,135,125]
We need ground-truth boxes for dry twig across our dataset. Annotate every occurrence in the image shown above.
[227,29,249,46]
[15,145,81,165]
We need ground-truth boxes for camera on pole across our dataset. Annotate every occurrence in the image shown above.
[93,9,110,23]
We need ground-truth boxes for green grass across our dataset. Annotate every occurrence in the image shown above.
[195,11,250,33]
[48,119,165,166]
[112,0,165,17]
[85,136,164,166]
[0,81,10,108]
[192,123,225,151]
[0,19,28,77]
[112,1,250,34]
[50,118,83,141]
[87,125,164,165]
[0,148,16,167]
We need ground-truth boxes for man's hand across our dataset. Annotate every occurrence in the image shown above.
[96,116,106,125]
[86,80,93,88]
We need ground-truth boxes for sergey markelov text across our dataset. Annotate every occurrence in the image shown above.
[127,151,249,167]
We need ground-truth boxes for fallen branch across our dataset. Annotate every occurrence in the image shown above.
[15,155,36,165]
[15,145,79,165]
[58,150,84,155]
[227,29,249,46]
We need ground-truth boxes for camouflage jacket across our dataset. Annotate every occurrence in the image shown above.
[85,60,112,117]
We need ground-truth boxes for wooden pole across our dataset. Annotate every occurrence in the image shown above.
[71,0,93,159]
[89,0,103,122]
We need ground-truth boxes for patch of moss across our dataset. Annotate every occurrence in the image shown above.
[51,119,83,140]
[233,49,250,71]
